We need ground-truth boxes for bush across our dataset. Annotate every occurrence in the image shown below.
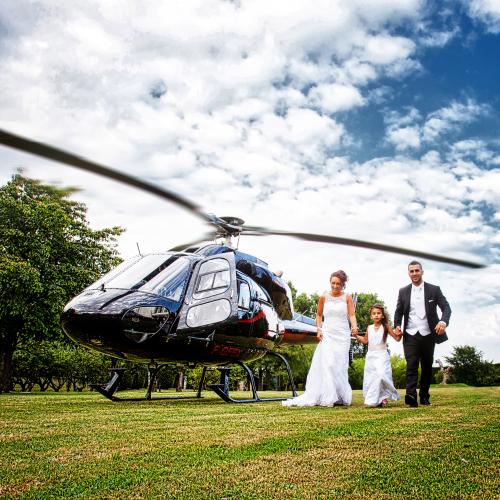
[390,355,407,389]
[446,346,499,387]
[12,340,111,392]
[187,366,221,390]
[348,358,365,390]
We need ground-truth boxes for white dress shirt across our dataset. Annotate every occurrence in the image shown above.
[406,282,431,336]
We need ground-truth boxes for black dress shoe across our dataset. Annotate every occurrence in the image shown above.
[405,394,418,407]
[420,398,431,406]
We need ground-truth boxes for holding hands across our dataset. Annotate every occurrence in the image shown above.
[394,326,403,340]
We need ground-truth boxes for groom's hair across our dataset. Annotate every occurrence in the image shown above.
[408,260,422,270]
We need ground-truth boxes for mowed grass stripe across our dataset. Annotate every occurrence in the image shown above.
[25,414,497,498]
[0,386,498,498]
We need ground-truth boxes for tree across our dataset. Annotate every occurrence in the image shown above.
[287,281,319,317]
[354,292,390,333]
[0,174,123,392]
[187,366,220,391]
[445,345,499,387]
[11,340,111,391]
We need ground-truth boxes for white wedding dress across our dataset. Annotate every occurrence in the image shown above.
[282,293,352,407]
[363,324,400,407]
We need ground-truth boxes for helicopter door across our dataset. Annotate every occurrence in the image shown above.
[177,253,237,331]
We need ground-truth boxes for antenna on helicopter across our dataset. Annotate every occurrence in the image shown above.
[136,242,142,256]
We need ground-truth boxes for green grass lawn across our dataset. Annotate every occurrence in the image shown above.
[0,385,498,499]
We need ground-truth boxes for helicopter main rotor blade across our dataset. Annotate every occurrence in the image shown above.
[0,128,486,269]
[0,128,213,224]
[242,227,485,269]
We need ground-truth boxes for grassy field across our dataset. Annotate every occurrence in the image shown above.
[0,385,498,499]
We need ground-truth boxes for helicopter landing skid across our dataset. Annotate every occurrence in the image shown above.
[91,365,208,402]
[208,351,298,403]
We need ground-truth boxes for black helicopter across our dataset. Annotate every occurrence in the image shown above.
[0,129,485,403]
[61,216,321,403]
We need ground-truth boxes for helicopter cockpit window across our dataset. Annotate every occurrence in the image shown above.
[186,299,231,327]
[238,281,251,310]
[94,253,175,290]
[193,258,230,300]
[85,255,143,291]
[254,283,271,303]
[141,257,190,302]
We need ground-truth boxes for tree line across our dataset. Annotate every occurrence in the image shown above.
[0,174,122,392]
[1,174,498,394]
[11,336,498,393]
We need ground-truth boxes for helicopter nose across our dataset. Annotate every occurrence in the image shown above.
[61,307,118,350]
[61,289,174,355]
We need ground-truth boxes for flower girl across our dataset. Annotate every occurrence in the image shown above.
[353,304,402,407]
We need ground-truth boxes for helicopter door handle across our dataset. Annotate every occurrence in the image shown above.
[187,336,212,345]
[151,312,170,318]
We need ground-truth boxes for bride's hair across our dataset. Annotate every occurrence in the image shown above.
[370,303,390,340]
[330,270,348,288]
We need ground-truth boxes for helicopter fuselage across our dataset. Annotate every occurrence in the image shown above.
[61,245,318,366]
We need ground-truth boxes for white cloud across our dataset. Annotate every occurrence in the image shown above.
[342,59,378,85]
[351,0,423,27]
[422,99,488,142]
[385,99,489,150]
[308,83,365,113]
[387,126,421,150]
[361,34,416,65]
[0,0,499,361]
[462,170,500,207]
[286,108,344,148]
[467,0,500,33]
[419,29,458,47]
[448,139,499,166]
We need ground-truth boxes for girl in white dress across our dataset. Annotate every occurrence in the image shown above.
[283,270,358,407]
[353,304,402,407]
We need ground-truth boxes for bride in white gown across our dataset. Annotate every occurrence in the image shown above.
[282,270,358,407]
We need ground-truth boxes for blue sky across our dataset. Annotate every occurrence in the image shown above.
[0,0,499,361]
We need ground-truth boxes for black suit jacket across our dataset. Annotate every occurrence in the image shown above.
[394,282,451,344]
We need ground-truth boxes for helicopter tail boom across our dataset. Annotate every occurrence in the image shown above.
[280,314,318,345]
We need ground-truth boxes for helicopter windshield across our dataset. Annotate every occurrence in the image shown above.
[140,256,190,302]
[88,253,175,291]
[84,255,143,291]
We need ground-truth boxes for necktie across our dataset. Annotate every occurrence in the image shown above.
[415,286,425,319]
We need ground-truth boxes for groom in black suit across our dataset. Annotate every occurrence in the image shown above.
[394,261,451,407]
